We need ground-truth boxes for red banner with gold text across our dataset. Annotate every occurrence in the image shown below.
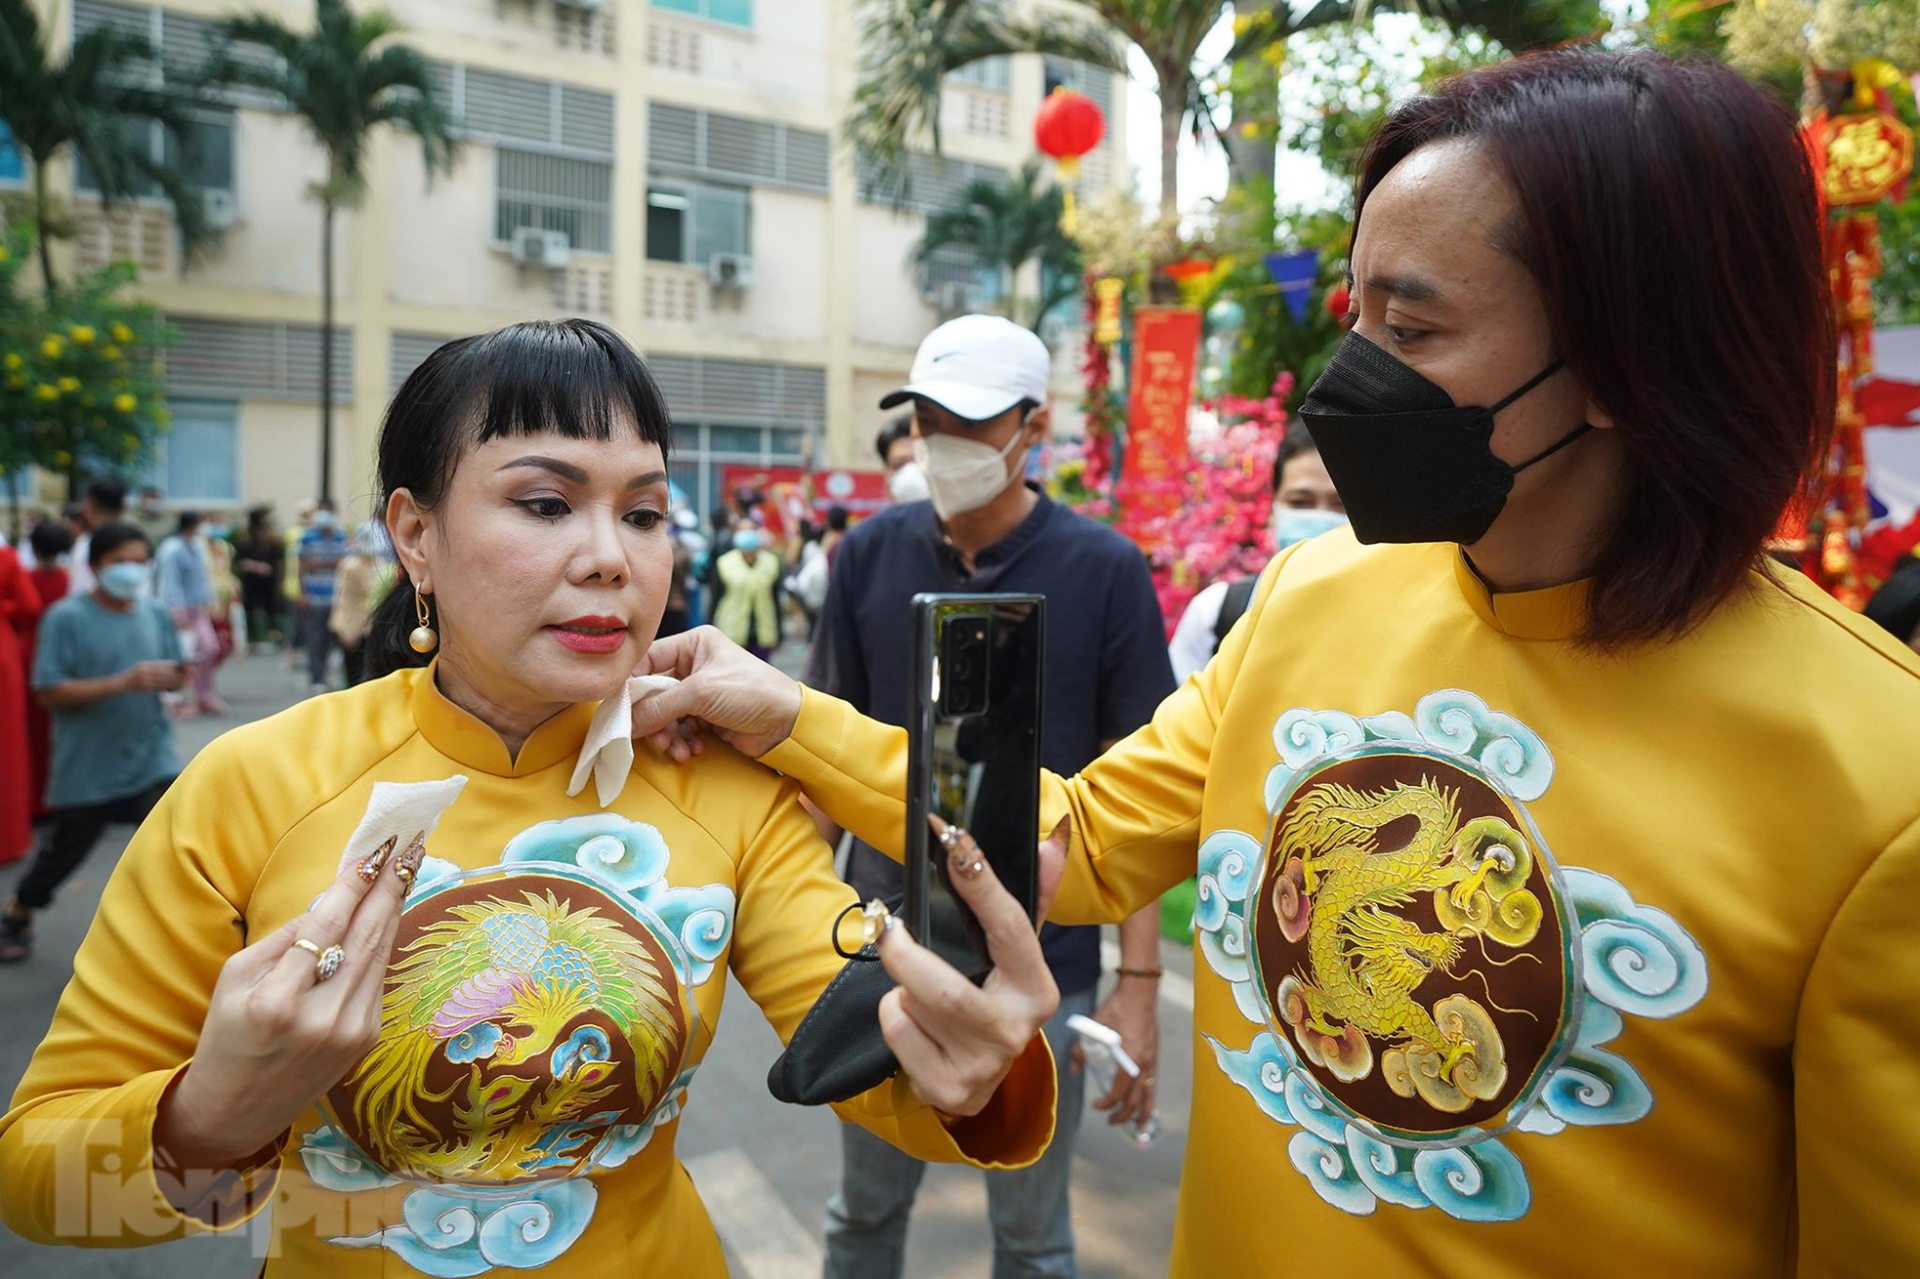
[1121,306,1202,535]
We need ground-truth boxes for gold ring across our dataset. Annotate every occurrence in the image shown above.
[293,937,345,982]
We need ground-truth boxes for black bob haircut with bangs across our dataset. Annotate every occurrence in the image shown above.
[366,318,674,678]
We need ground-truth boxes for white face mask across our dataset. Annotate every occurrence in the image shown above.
[886,462,930,505]
[1271,506,1349,550]
[913,429,1027,520]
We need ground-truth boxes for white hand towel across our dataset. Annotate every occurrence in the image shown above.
[568,674,682,808]
[335,775,470,876]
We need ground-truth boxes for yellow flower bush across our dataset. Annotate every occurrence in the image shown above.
[69,325,97,345]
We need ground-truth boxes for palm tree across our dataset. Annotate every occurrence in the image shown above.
[208,0,456,504]
[0,0,219,296]
[913,161,1082,331]
[849,0,1604,223]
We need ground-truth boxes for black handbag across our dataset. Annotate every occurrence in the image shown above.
[765,908,902,1106]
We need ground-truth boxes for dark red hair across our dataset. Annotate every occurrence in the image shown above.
[1355,49,1833,648]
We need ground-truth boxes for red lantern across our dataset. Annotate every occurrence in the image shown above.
[1035,89,1106,177]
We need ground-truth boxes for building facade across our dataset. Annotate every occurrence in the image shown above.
[7,0,1127,523]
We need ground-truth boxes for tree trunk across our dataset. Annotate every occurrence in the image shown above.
[319,198,334,505]
[32,157,57,299]
[1158,66,1185,224]
[1225,1,1279,191]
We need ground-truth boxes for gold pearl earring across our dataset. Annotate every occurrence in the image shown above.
[409,588,438,654]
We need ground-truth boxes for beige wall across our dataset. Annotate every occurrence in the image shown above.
[645,5,835,117]
[693,187,831,342]
[384,143,584,324]
[850,205,944,352]
[843,367,914,470]
[236,399,367,524]
[165,111,347,300]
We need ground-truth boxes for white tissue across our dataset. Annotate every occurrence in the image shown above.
[568,674,681,808]
[336,775,470,876]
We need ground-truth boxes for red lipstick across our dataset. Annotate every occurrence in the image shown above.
[547,616,628,655]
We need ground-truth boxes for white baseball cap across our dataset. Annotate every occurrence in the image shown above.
[879,314,1051,422]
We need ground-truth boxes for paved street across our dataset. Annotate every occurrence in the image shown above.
[1,652,1192,1278]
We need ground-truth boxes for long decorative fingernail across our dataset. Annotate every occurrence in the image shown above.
[393,833,427,886]
[861,898,892,948]
[357,836,397,884]
[943,827,984,879]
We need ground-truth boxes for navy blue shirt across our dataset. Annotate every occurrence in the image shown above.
[804,489,1176,996]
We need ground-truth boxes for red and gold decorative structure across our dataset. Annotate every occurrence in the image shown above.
[1799,70,1915,609]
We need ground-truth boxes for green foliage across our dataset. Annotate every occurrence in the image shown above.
[0,0,226,288]
[1876,196,1920,326]
[1632,0,1799,103]
[0,222,173,482]
[1210,18,1508,401]
[1276,20,1507,201]
[912,162,1083,329]
[1203,182,1346,405]
[846,0,1121,204]
[211,0,458,204]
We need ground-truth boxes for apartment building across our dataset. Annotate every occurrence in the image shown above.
[5,0,1127,522]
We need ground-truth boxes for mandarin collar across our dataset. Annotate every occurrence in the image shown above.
[409,661,599,776]
[923,485,1054,569]
[1451,549,1589,642]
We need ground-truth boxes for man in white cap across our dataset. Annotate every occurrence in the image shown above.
[805,315,1174,1277]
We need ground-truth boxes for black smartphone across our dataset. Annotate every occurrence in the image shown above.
[905,593,1045,980]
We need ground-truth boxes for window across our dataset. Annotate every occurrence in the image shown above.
[1043,57,1116,122]
[918,246,1002,305]
[496,147,613,254]
[856,151,1009,215]
[652,0,752,28]
[948,55,1011,93]
[165,318,351,402]
[646,181,748,265]
[646,104,829,194]
[147,400,239,502]
[74,111,235,199]
[0,122,22,186]
[670,422,814,521]
[645,355,826,520]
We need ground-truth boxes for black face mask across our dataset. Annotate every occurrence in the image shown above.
[1297,331,1592,546]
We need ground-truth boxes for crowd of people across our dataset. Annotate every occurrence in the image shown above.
[1,44,1920,1279]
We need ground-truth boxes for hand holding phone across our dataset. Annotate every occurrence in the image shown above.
[905,594,1045,981]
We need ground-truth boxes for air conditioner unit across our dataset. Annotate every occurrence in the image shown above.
[203,189,240,230]
[707,252,754,290]
[511,226,571,271]
[936,279,980,315]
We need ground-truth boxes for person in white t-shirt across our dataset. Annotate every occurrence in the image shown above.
[1167,425,1347,682]
[65,479,131,599]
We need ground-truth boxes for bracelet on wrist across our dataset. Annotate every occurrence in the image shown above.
[1116,966,1163,980]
